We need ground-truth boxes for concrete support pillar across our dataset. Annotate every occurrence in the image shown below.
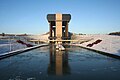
[53,28,56,38]
[65,22,68,38]
[62,27,65,38]
[49,23,52,39]
[56,13,62,40]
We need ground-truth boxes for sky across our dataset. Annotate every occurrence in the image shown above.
[0,0,120,34]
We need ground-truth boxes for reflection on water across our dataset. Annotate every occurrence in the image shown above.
[0,45,120,80]
[48,45,70,75]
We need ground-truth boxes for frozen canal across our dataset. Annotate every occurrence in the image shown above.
[0,45,120,80]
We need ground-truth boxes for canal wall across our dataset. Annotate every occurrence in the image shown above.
[0,44,48,59]
[70,44,120,59]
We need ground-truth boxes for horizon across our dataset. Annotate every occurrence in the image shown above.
[1,30,119,35]
[0,0,120,34]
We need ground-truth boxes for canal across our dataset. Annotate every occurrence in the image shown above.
[0,45,120,80]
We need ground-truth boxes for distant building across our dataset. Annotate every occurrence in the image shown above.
[47,13,71,42]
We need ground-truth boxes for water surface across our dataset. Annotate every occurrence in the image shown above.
[0,45,120,80]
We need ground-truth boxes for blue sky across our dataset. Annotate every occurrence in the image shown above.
[0,0,120,34]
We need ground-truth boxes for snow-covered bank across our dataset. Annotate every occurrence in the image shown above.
[28,34,120,57]
[71,34,120,56]
[1,33,120,57]
[0,36,36,54]
[27,34,49,40]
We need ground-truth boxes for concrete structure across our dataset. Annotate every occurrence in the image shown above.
[47,13,71,43]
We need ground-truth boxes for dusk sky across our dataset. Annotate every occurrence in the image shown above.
[0,0,120,34]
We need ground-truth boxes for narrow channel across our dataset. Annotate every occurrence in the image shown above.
[0,45,120,80]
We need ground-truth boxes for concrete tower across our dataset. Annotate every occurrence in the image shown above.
[47,13,71,43]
